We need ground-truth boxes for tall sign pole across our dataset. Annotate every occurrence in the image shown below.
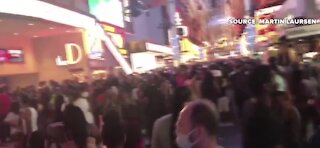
[167,0,181,66]
[246,0,256,52]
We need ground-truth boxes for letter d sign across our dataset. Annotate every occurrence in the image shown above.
[65,43,82,65]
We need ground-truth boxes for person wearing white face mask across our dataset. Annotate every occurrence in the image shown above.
[175,100,219,148]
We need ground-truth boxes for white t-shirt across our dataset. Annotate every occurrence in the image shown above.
[73,98,94,124]
[20,107,38,134]
[217,96,230,112]
[274,74,287,92]
[4,112,21,135]
[132,88,139,101]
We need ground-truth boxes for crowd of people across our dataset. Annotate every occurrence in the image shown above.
[1,57,320,148]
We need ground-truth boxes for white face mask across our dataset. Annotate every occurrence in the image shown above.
[176,129,199,148]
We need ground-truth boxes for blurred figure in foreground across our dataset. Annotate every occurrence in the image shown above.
[20,95,44,148]
[175,100,219,148]
[4,102,23,148]
[63,105,89,148]
[273,91,302,148]
[102,109,125,148]
[243,65,284,148]
[309,120,320,148]
[152,87,191,148]
[0,86,11,144]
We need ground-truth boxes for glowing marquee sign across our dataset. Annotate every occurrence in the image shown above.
[55,43,83,66]
[88,0,124,27]
[174,12,188,36]
[174,12,183,26]
[101,24,128,55]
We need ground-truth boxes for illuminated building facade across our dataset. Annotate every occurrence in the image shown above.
[0,0,133,89]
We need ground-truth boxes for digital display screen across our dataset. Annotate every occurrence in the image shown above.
[0,49,24,63]
[8,49,24,62]
[88,0,124,28]
[0,49,7,62]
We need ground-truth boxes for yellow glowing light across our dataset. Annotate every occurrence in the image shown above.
[103,25,116,33]
[65,43,83,64]
[268,46,278,51]
[56,43,83,66]
[239,35,250,56]
[119,49,128,54]
[108,33,124,48]
[256,36,268,42]
[82,30,103,55]
[82,30,91,55]
[180,38,200,56]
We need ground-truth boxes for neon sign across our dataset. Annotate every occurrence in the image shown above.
[89,52,105,60]
[174,12,188,36]
[103,25,116,32]
[123,0,131,22]
[0,0,133,74]
[0,49,24,63]
[56,43,83,66]
[174,12,183,26]
[101,24,127,55]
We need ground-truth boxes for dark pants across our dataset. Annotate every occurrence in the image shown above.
[0,115,10,143]
[235,92,248,117]
[29,131,44,148]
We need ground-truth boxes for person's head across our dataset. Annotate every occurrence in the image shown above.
[172,87,191,114]
[178,65,188,75]
[268,57,280,72]
[175,100,219,148]
[249,65,276,99]
[38,81,47,89]
[67,89,81,102]
[63,105,88,148]
[11,102,20,114]
[268,57,277,66]
[0,86,5,94]
[273,91,291,110]
[21,95,31,108]
[102,109,125,148]
[106,86,119,100]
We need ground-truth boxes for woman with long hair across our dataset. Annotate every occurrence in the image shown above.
[63,105,88,148]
